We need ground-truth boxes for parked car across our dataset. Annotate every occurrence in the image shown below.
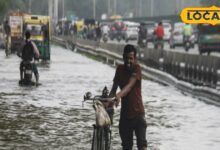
[169,22,185,48]
[163,22,172,41]
[124,21,139,42]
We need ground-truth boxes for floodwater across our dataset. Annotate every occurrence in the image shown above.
[0,46,220,150]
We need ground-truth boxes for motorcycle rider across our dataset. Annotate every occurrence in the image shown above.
[154,21,164,48]
[182,23,193,44]
[114,20,125,41]
[101,24,110,42]
[95,23,102,41]
[19,31,40,85]
[138,22,147,47]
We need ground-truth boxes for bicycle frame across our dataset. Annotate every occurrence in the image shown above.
[83,91,115,150]
[91,125,111,150]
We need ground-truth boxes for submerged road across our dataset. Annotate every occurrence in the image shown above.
[0,46,220,150]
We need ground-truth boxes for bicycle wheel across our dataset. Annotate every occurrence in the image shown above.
[91,125,108,150]
[92,125,97,150]
[104,126,112,150]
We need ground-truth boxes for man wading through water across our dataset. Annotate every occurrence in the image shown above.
[109,44,147,150]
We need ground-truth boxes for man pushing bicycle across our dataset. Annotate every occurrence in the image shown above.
[109,44,148,150]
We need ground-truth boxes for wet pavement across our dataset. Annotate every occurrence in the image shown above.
[0,46,220,150]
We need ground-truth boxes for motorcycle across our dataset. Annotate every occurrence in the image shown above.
[184,36,191,52]
[19,61,35,86]
[154,38,164,49]
[102,33,108,43]
[116,31,122,42]
[138,36,147,48]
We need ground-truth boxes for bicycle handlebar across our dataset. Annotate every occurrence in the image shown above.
[84,95,116,103]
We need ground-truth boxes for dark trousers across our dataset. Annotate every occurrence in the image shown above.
[119,114,147,150]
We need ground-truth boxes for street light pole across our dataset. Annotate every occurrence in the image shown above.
[113,0,117,15]
[93,0,96,19]
[175,0,178,13]
[48,0,52,18]
[150,0,154,16]
[180,0,184,11]
[54,0,58,24]
[28,0,32,13]
[61,0,65,19]
[139,0,142,17]
[107,0,110,15]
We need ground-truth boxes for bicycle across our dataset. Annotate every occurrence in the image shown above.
[83,87,115,150]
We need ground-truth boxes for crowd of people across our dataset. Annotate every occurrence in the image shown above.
[54,20,102,41]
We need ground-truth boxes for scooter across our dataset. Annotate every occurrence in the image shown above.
[19,61,35,86]
[184,36,191,52]
[102,33,108,43]
[138,36,147,48]
[116,31,122,42]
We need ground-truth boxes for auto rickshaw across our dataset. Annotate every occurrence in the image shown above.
[23,14,51,60]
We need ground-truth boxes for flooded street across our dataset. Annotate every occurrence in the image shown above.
[0,46,220,150]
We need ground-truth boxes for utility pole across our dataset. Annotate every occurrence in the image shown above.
[54,0,58,24]
[150,0,154,17]
[28,0,32,13]
[113,0,117,15]
[107,0,110,16]
[135,0,138,17]
[139,0,142,17]
[180,0,184,11]
[93,0,96,19]
[62,0,65,18]
[48,0,52,18]
[175,0,178,14]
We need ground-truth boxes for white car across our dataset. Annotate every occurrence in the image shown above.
[169,22,185,48]
[163,22,172,41]
[124,22,139,42]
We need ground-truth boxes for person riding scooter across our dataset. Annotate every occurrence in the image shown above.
[182,23,193,51]
[19,31,40,85]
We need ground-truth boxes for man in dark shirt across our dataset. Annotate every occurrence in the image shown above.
[109,44,147,150]
[19,31,40,85]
